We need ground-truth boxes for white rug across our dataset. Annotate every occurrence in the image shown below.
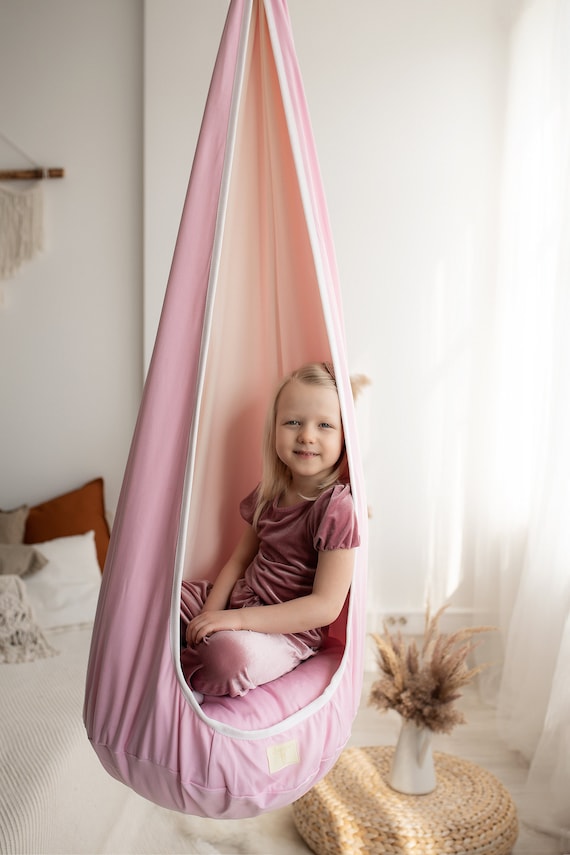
[96,787,311,855]
[165,805,311,854]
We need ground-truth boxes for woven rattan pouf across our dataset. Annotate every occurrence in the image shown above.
[293,746,518,855]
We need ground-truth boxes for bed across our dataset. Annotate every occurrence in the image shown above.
[0,480,212,855]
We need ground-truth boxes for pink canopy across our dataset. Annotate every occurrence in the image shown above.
[84,0,367,819]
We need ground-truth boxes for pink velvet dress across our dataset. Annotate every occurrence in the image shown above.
[180,483,359,697]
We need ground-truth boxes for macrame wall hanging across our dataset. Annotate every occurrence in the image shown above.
[0,130,64,280]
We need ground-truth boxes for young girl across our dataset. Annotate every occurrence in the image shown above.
[180,362,360,698]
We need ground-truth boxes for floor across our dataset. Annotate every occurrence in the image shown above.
[193,672,569,855]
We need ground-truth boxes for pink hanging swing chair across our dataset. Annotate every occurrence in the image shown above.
[84,0,367,819]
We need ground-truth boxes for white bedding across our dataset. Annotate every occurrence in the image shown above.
[1,625,95,854]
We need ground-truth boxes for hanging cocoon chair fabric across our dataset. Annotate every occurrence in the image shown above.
[84,0,368,819]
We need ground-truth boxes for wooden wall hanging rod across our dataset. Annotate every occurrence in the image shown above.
[0,167,65,181]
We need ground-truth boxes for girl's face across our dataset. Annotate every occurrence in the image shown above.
[275,379,344,490]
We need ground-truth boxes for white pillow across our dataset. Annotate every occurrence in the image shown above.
[24,531,101,630]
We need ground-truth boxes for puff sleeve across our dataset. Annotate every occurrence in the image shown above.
[312,484,360,552]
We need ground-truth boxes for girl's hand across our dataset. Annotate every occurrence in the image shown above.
[186,609,243,646]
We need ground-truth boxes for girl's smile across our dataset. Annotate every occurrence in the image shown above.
[275,378,344,493]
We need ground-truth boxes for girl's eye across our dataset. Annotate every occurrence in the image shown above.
[320,422,333,429]
[286,420,300,426]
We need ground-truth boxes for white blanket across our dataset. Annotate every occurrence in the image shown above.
[0,575,58,664]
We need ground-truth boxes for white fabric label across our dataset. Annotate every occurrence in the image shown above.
[266,739,300,773]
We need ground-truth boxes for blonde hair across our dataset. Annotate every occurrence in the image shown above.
[253,362,347,527]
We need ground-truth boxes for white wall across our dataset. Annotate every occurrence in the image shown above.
[0,1,143,514]
[144,1,517,615]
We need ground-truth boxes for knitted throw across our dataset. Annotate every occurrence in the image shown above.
[0,575,58,663]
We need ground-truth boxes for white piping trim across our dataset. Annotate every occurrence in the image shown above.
[170,0,257,730]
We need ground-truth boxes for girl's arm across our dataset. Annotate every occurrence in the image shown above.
[186,525,258,639]
[186,547,355,644]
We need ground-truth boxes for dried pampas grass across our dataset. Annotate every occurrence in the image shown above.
[369,605,494,734]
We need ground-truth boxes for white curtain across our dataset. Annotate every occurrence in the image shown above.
[374,0,569,838]
[472,0,570,840]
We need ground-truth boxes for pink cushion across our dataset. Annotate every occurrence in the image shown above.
[201,640,344,728]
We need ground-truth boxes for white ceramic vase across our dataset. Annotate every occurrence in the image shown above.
[388,717,436,795]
